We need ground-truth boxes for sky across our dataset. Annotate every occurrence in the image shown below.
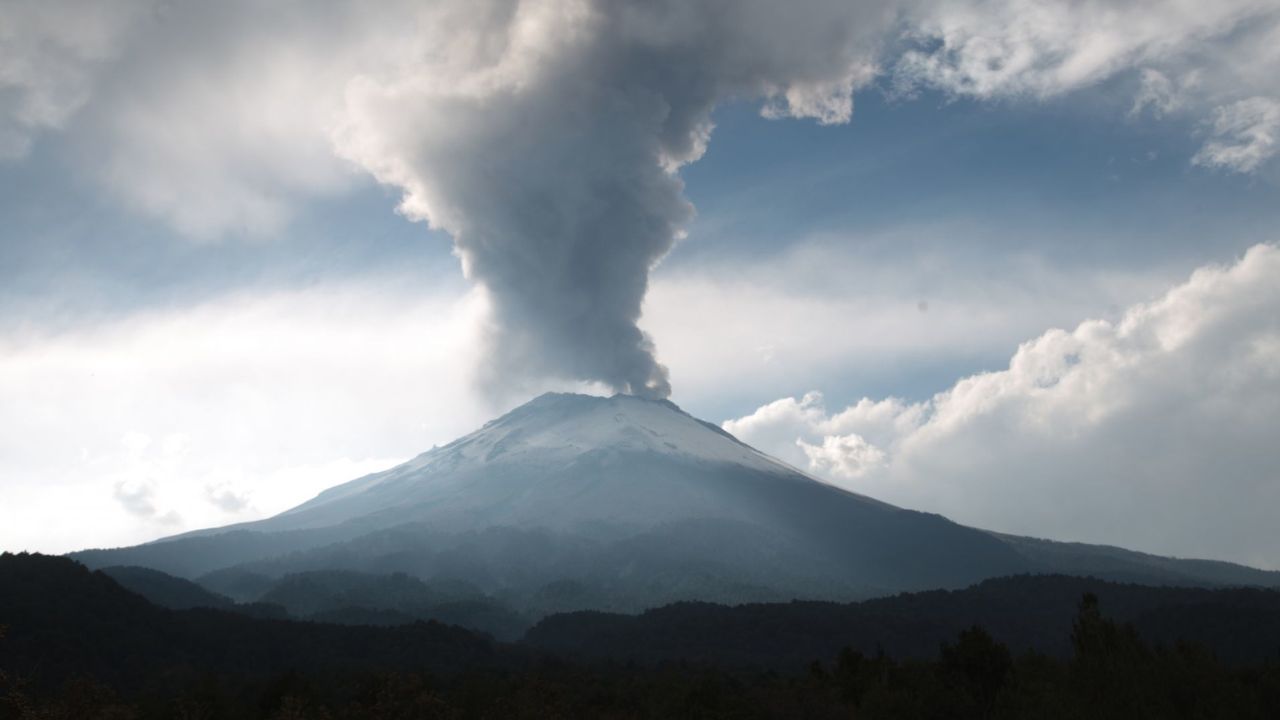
[1,0,1278,569]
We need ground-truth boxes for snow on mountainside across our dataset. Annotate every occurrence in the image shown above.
[253,392,891,534]
[72,392,1280,615]
[292,393,811,506]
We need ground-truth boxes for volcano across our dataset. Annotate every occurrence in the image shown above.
[74,393,1280,619]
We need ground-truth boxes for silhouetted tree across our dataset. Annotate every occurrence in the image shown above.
[940,625,1012,716]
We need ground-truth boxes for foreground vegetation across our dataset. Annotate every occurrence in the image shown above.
[3,553,1280,717]
[3,592,1279,719]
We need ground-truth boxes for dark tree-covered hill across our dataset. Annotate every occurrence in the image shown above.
[0,552,509,690]
[525,574,1280,670]
[98,565,235,610]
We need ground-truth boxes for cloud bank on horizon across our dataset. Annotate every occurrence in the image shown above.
[4,0,1280,397]
[726,244,1280,569]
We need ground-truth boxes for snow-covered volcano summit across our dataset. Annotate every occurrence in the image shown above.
[267,392,871,534]
[438,392,790,471]
[75,392,1280,615]
[80,393,1026,597]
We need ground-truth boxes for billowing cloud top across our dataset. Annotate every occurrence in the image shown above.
[330,0,896,397]
[3,0,1279,396]
[726,244,1280,568]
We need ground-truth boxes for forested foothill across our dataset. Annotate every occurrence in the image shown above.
[4,552,1280,717]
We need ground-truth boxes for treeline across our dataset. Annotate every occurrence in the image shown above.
[85,560,1280,665]
[4,594,1280,719]
[5,553,1280,717]
[0,553,510,689]
[526,573,1280,668]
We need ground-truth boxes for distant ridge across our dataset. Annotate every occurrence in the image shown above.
[98,564,234,610]
[8,553,1280,684]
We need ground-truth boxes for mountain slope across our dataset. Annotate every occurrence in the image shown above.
[72,393,1279,616]
[98,565,235,610]
[0,553,505,689]
[231,392,895,534]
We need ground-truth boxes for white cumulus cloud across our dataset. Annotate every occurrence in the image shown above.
[726,244,1280,569]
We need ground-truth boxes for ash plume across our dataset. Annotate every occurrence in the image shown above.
[7,1,1280,397]
[336,0,895,397]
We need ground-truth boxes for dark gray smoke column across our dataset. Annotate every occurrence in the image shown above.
[337,0,896,397]
[448,70,695,398]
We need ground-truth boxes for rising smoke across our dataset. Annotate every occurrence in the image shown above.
[335,0,896,397]
[7,0,1278,396]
